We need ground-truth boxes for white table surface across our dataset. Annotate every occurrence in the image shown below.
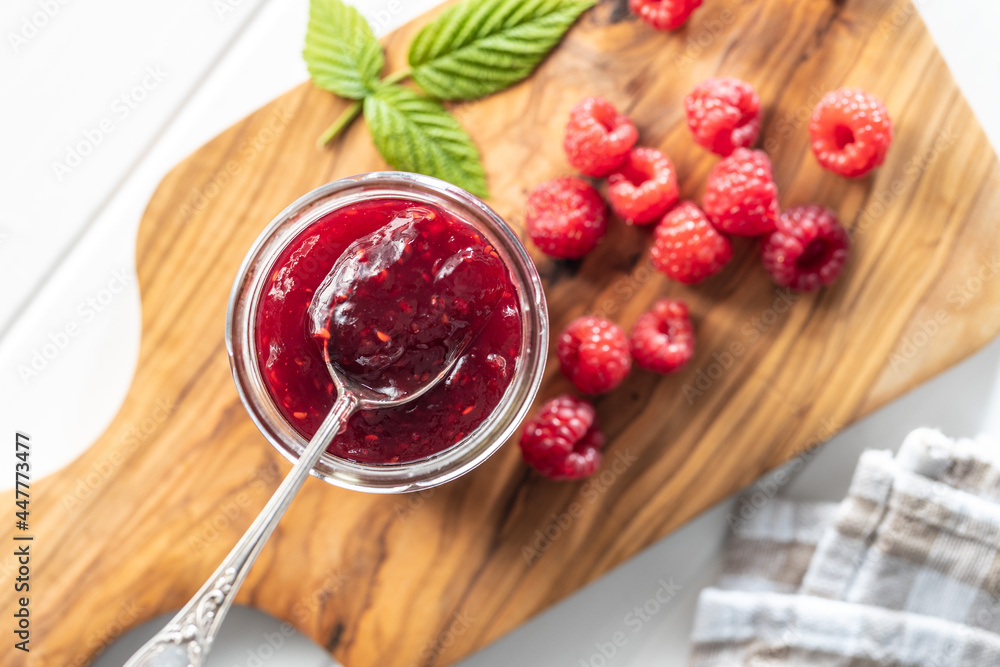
[2,1,998,665]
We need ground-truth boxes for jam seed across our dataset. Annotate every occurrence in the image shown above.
[376,330,391,342]
[293,411,307,419]
[461,405,474,415]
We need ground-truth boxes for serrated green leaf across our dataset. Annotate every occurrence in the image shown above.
[408,0,595,101]
[363,85,489,198]
[304,0,384,99]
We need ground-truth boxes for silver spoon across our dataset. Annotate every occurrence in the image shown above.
[124,210,496,667]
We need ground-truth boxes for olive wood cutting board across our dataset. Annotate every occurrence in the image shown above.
[8,0,1000,665]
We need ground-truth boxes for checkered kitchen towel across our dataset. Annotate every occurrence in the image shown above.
[718,498,838,594]
[688,429,1000,666]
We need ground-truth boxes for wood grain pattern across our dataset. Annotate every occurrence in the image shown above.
[8,0,1000,665]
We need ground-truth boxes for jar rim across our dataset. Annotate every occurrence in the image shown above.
[225,172,548,494]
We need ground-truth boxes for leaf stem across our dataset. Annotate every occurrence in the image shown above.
[381,68,412,85]
[317,100,362,147]
[316,68,414,147]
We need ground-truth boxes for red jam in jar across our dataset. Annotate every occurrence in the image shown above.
[254,198,522,464]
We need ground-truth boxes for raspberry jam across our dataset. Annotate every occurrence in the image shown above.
[254,198,522,464]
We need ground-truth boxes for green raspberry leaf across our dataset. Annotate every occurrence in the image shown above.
[364,84,489,198]
[408,0,596,101]
[304,0,384,99]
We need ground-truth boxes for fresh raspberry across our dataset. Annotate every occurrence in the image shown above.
[629,0,703,30]
[607,147,680,225]
[809,88,892,178]
[629,299,695,374]
[557,316,632,394]
[685,77,762,157]
[520,395,605,480]
[650,202,732,284]
[525,177,607,259]
[702,148,778,236]
[563,97,639,177]
[762,205,850,291]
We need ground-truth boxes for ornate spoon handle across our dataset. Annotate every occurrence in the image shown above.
[123,392,358,667]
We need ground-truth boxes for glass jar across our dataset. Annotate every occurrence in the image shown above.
[225,172,548,494]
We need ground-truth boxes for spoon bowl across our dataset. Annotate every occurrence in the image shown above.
[307,203,506,407]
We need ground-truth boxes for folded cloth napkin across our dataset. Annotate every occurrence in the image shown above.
[801,431,1000,630]
[691,589,1000,666]
[688,428,1000,666]
[718,498,838,594]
